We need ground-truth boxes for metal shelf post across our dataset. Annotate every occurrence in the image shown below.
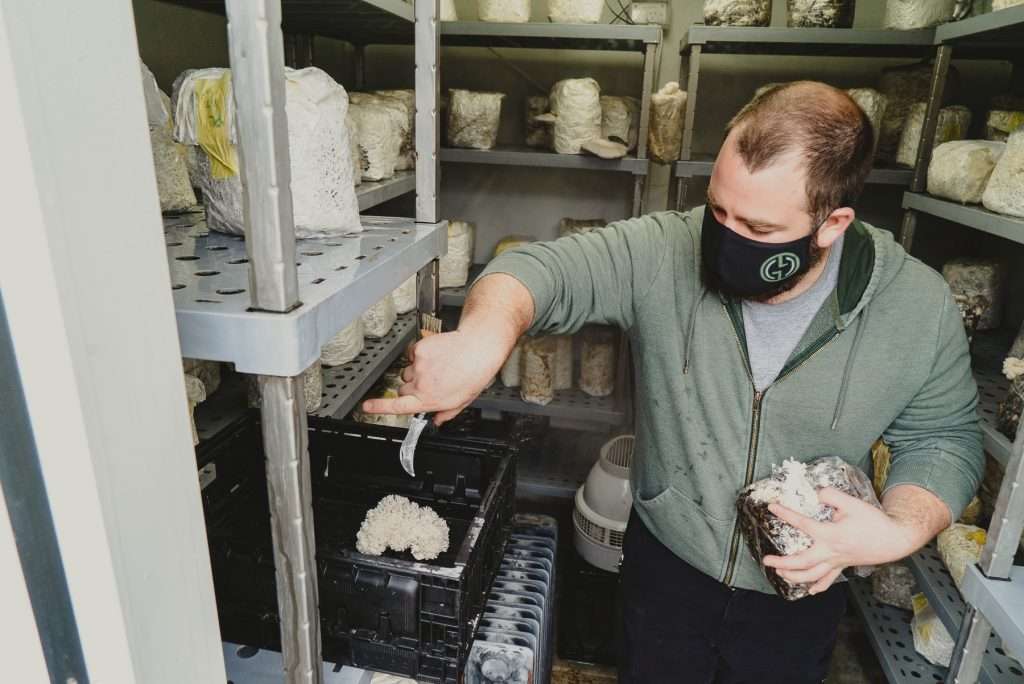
[897,45,952,252]
[415,0,441,225]
[633,41,658,216]
[224,1,322,682]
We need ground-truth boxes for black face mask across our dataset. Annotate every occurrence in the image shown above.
[700,206,816,301]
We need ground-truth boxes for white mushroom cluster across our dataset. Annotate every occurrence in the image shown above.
[355,495,451,561]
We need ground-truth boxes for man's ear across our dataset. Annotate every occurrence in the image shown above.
[817,207,855,249]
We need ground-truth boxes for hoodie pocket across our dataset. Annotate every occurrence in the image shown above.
[634,485,734,576]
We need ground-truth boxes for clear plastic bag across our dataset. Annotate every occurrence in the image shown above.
[600,96,640,152]
[896,104,971,168]
[928,142,1006,206]
[941,257,1005,331]
[447,90,506,150]
[521,337,558,406]
[884,0,956,30]
[361,295,397,339]
[546,79,602,155]
[549,0,604,23]
[786,0,854,27]
[737,457,882,600]
[321,318,365,367]
[478,0,530,22]
[911,594,954,667]
[648,82,688,163]
[579,325,616,397]
[872,563,916,610]
[553,335,574,391]
[704,0,772,26]
[937,523,986,593]
[392,275,417,315]
[525,96,552,149]
[440,220,476,288]
[983,129,1024,218]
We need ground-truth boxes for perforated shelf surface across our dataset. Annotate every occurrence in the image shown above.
[907,544,1024,684]
[848,578,948,683]
[312,313,417,420]
[164,214,444,376]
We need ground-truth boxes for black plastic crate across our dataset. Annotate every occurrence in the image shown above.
[199,415,517,683]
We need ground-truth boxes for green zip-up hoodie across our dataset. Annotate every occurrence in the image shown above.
[478,207,984,594]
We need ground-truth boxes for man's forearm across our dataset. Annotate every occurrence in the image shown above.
[882,484,952,558]
[459,273,535,349]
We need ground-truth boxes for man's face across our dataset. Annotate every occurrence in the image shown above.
[703,131,827,302]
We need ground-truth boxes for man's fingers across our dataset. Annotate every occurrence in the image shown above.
[401,365,414,383]
[398,382,417,397]
[816,486,861,512]
[776,561,833,585]
[768,503,825,537]
[361,395,425,415]
[434,406,465,425]
[763,546,830,571]
[808,568,843,595]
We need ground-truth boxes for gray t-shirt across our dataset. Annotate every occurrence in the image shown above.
[742,235,844,392]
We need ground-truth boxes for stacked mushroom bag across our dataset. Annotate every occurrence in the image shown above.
[140,62,196,213]
[846,88,888,158]
[601,96,641,152]
[349,92,409,179]
[878,62,959,163]
[549,0,604,22]
[173,67,361,237]
[649,82,688,163]
[927,141,1006,205]
[373,89,416,171]
[447,89,506,150]
[786,0,854,27]
[525,96,552,148]
[440,220,476,289]
[478,0,530,22]
[883,0,956,29]
[983,129,1024,218]
[896,104,971,168]
[703,0,772,26]
[321,319,365,367]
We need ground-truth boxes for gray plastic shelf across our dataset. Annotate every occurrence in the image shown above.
[440,21,661,51]
[973,331,1015,467]
[848,578,948,683]
[907,544,1024,684]
[903,193,1024,246]
[157,0,415,45]
[674,158,912,185]
[681,26,936,57]
[439,264,486,307]
[311,313,417,420]
[936,5,1024,46]
[472,382,624,427]
[962,564,1024,668]
[356,171,415,211]
[441,146,648,174]
[164,214,445,376]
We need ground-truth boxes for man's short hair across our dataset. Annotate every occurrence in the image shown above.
[726,81,874,224]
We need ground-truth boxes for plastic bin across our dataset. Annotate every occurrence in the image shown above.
[199,415,517,683]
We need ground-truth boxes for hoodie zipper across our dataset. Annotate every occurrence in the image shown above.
[720,303,841,586]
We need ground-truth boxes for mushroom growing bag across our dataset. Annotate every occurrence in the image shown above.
[173,67,361,237]
[737,457,882,600]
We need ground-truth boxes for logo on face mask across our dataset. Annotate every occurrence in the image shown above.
[759,253,801,283]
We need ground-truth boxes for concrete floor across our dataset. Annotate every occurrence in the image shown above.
[551,613,885,684]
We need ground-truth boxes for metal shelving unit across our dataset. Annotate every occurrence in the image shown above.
[473,383,624,429]
[893,12,1024,682]
[906,544,1024,684]
[152,1,445,681]
[441,146,648,174]
[670,26,941,211]
[436,22,661,217]
[974,331,1016,467]
[903,192,1024,247]
[165,214,444,376]
[848,578,948,683]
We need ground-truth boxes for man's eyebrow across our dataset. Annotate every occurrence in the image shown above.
[706,189,785,230]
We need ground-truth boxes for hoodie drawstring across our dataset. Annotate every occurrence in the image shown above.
[831,309,869,431]
[683,288,708,374]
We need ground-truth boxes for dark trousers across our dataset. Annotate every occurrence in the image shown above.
[620,510,846,684]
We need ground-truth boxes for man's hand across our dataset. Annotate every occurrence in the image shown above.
[762,484,950,595]
[360,328,507,424]
[361,272,535,425]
